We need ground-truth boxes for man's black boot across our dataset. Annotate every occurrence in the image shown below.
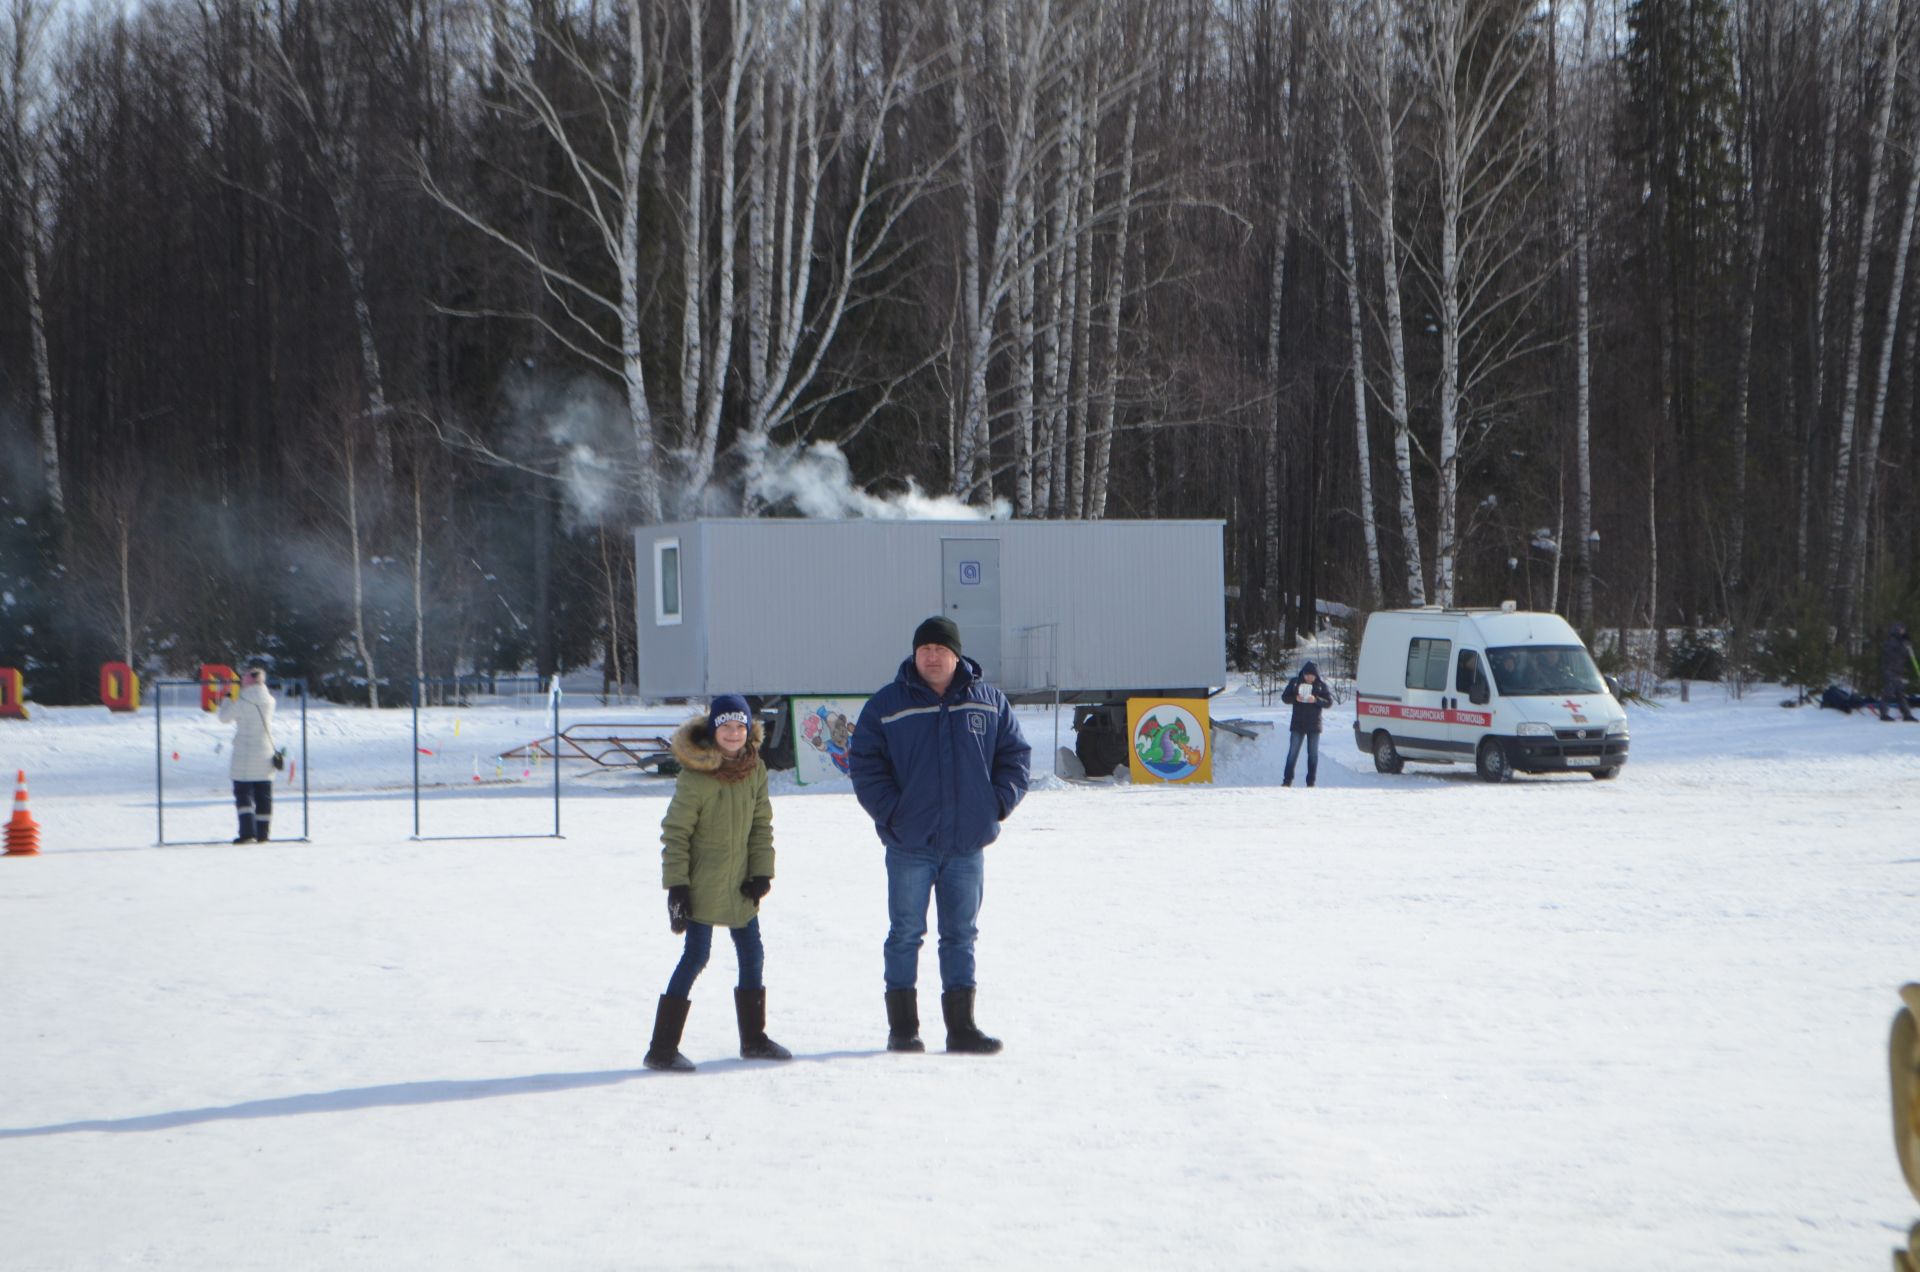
[644,995,696,1072]
[885,988,926,1053]
[734,988,792,1061]
[941,987,1003,1055]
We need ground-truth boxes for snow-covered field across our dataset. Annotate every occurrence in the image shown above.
[3,679,1918,1270]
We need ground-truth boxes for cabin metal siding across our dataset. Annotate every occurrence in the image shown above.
[636,519,1226,699]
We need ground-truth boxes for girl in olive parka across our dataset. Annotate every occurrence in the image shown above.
[644,694,792,1072]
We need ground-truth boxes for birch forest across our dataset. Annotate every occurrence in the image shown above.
[2,0,1917,700]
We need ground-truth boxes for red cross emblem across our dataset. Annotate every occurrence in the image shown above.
[1561,699,1581,712]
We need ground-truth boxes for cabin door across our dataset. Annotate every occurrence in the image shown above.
[941,539,1002,685]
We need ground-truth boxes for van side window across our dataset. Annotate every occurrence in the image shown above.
[1405,638,1451,692]
[1455,650,1482,693]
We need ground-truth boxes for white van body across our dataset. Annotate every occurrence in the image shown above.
[1351,607,1629,781]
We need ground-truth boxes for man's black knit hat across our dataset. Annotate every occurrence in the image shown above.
[912,615,963,657]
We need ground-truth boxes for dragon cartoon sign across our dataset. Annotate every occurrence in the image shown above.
[1125,697,1213,784]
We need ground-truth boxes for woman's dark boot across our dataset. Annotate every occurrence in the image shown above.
[644,995,696,1072]
[734,988,792,1061]
[884,988,925,1053]
[941,988,1002,1055]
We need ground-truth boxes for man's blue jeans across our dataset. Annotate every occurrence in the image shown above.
[665,917,765,999]
[884,847,983,991]
[1284,731,1320,785]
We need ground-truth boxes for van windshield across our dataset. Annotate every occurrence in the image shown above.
[1486,645,1605,697]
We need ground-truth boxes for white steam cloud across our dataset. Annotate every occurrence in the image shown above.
[746,441,1009,521]
[506,372,1008,525]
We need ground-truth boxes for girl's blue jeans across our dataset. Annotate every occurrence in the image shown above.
[665,917,764,999]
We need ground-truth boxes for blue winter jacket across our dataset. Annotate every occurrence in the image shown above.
[850,655,1031,857]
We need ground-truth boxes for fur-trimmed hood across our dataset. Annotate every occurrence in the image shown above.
[671,715,765,777]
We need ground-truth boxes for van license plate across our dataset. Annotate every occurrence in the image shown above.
[1565,756,1599,767]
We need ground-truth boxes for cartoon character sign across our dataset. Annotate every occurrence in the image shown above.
[792,696,869,787]
[1125,698,1213,784]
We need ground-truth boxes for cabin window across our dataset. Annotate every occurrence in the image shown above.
[654,539,682,625]
[1405,638,1450,692]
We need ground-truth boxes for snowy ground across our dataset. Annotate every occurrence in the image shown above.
[3,678,1918,1270]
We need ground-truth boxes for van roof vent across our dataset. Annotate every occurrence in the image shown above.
[1500,600,1517,613]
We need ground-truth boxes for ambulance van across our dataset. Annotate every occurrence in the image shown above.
[1351,604,1629,781]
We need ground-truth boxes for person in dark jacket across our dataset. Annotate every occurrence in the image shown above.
[644,694,790,1073]
[1280,660,1334,787]
[1882,621,1917,722]
[849,615,1031,1056]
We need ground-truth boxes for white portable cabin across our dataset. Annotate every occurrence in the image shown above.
[633,518,1227,703]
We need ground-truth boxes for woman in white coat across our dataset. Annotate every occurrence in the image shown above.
[218,665,279,842]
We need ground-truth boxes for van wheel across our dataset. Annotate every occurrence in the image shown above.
[1371,731,1404,775]
[1591,766,1620,781]
[1475,739,1510,783]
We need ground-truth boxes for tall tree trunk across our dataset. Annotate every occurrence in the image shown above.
[343,435,378,711]
[1729,208,1762,598]
[1823,0,1902,597]
[1040,15,1078,516]
[947,0,986,495]
[623,0,663,522]
[1068,64,1098,520]
[1574,210,1595,627]
[1645,444,1659,656]
[1802,60,1842,573]
[1430,3,1464,608]
[746,26,769,420]
[1337,115,1384,604]
[16,166,59,518]
[5,0,60,518]
[1843,141,1920,626]
[1373,0,1423,604]
[326,182,389,474]
[689,0,751,494]
[116,518,133,664]
[1014,170,1038,516]
[1088,93,1137,520]
[1261,33,1293,623]
[680,0,708,446]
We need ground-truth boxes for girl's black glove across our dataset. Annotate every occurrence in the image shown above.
[667,885,691,933]
[739,876,772,902]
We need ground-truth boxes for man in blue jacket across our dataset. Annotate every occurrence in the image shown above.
[850,615,1031,1055]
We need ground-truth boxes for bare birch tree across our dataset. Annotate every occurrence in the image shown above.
[1361,0,1424,603]
[1843,130,1920,623]
[735,1,945,509]
[1086,85,1137,519]
[255,0,393,470]
[421,0,666,521]
[946,0,1056,505]
[1566,0,1604,626]
[1823,0,1903,601]
[2,0,61,518]
[1410,0,1553,606]
[1337,89,1386,603]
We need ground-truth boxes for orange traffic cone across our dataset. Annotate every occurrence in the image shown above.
[5,769,41,856]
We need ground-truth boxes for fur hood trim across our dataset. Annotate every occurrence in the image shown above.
[671,715,765,775]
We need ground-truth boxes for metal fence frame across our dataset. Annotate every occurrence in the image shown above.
[153,677,311,846]
[410,675,563,842]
